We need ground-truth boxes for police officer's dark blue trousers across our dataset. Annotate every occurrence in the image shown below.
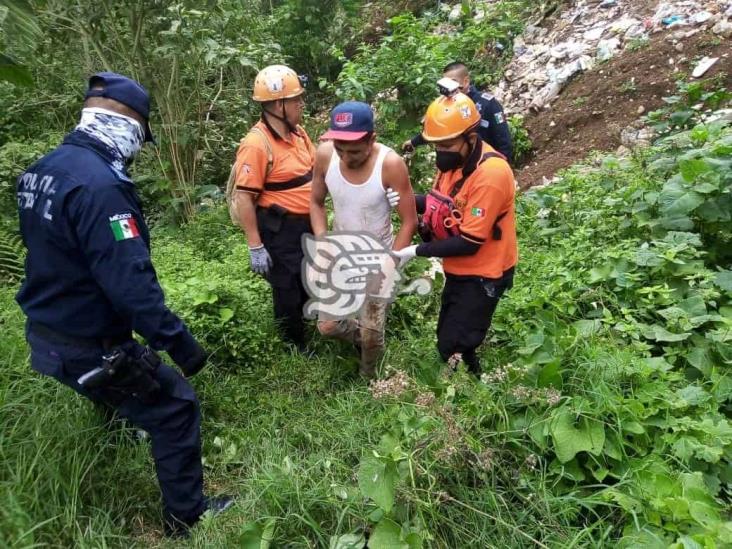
[26,327,205,529]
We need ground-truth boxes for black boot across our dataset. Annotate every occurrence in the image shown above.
[463,350,481,375]
[164,495,235,537]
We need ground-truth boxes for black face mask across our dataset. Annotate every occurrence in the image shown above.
[436,150,464,172]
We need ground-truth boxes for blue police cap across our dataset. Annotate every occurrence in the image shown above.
[85,72,155,143]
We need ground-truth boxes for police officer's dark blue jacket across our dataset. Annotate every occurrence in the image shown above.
[412,85,514,163]
[16,130,203,371]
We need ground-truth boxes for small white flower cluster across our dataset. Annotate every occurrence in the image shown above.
[368,370,411,400]
[480,362,518,384]
[415,391,436,408]
[510,385,563,406]
[524,454,539,470]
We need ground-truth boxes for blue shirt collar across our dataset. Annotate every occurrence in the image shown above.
[62,130,133,183]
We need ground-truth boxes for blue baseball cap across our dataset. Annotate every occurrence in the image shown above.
[321,101,374,141]
[85,72,155,142]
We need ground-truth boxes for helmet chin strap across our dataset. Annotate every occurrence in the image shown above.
[263,100,297,134]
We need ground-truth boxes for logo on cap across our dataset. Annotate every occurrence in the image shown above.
[334,112,353,127]
[459,105,471,119]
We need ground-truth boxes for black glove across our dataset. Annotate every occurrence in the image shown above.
[167,331,208,377]
[180,343,207,377]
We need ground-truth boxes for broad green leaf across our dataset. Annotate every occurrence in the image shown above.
[658,180,704,216]
[603,436,623,461]
[404,533,423,549]
[659,215,694,231]
[572,319,601,337]
[693,181,718,194]
[0,53,32,86]
[644,357,673,372]
[623,421,645,435]
[685,346,713,377]
[697,198,732,222]
[590,465,609,482]
[682,474,721,527]
[662,231,702,247]
[240,519,276,549]
[634,246,663,267]
[676,386,710,406]
[518,330,545,356]
[538,360,562,388]
[677,295,707,317]
[219,307,234,322]
[330,533,366,549]
[550,409,605,463]
[677,536,704,549]
[642,324,691,342]
[368,519,407,549]
[358,456,398,513]
[679,158,709,182]
[715,271,732,293]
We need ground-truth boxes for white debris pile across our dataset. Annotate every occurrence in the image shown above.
[494,0,731,114]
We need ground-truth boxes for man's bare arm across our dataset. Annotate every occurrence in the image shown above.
[383,152,417,250]
[235,192,262,247]
[310,142,332,237]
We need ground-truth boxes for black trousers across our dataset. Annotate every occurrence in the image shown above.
[26,326,205,531]
[436,268,514,371]
[256,207,311,346]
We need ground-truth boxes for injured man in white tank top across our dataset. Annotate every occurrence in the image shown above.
[310,101,417,378]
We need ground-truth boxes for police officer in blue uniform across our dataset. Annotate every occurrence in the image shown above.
[15,72,232,536]
[402,62,513,163]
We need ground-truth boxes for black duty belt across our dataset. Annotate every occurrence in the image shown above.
[256,205,310,220]
[445,266,516,284]
[28,321,131,350]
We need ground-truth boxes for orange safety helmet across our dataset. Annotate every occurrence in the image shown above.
[253,64,305,102]
[421,93,481,142]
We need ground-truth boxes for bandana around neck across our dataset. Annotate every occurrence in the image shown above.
[75,107,145,172]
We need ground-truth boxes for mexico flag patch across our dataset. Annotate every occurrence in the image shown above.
[471,207,485,217]
[109,213,140,241]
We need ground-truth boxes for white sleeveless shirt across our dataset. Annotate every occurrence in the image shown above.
[325,144,394,247]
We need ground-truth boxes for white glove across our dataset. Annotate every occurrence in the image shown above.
[385,187,400,209]
[249,244,273,275]
[393,244,418,268]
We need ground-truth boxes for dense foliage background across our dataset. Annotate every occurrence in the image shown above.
[0,1,730,547]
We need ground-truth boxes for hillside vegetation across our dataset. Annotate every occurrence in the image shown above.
[1,1,731,547]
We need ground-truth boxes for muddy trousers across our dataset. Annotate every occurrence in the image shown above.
[318,299,388,378]
[436,269,514,372]
[257,207,311,347]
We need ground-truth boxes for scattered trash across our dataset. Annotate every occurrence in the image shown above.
[597,38,621,61]
[692,56,720,78]
[492,0,731,115]
[662,15,686,26]
[689,11,713,25]
[712,19,732,37]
